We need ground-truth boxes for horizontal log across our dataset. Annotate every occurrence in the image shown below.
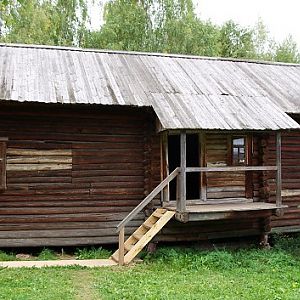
[0,200,142,208]
[0,220,142,231]
[7,157,72,164]
[7,149,72,156]
[7,163,72,171]
[0,212,145,223]
[0,236,120,247]
[0,228,136,239]
[186,166,277,172]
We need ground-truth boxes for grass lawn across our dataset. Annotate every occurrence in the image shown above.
[0,235,300,300]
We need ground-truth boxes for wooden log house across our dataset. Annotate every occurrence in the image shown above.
[0,44,300,259]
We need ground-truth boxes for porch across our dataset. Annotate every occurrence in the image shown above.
[159,131,283,221]
[113,130,284,265]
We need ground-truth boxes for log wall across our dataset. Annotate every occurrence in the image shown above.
[1,102,298,247]
[265,117,300,232]
[0,103,153,247]
[206,134,246,199]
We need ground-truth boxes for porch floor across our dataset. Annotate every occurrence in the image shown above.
[164,200,280,222]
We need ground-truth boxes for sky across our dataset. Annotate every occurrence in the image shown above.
[90,0,300,48]
[196,0,300,46]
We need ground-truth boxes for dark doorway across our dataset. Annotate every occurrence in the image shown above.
[168,134,200,200]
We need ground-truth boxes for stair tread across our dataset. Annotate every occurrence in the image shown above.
[133,233,143,240]
[143,223,153,229]
[153,211,165,218]
[125,244,134,251]
[112,209,175,265]
[111,253,118,262]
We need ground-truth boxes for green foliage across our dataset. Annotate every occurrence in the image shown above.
[75,247,112,259]
[0,0,299,63]
[0,250,16,261]
[219,20,255,59]
[275,35,300,63]
[84,0,221,56]
[37,248,58,260]
[85,0,300,63]
[0,268,75,300]
[0,235,300,299]
[92,242,300,299]
[0,0,88,46]
[273,233,300,256]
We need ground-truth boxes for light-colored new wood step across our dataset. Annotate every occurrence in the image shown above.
[125,244,134,252]
[111,208,175,265]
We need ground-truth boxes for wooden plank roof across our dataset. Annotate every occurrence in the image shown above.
[0,43,299,131]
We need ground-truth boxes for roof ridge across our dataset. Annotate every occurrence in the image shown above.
[1,42,299,67]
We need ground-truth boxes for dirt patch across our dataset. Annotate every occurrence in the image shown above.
[72,270,98,300]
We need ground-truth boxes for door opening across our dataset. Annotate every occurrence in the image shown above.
[168,134,200,200]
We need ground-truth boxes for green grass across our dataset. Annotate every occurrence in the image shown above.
[37,248,58,261]
[0,251,17,261]
[75,247,112,259]
[0,235,299,300]
[0,268,76,300]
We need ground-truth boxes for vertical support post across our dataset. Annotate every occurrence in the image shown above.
[177,131,186,212]
[200,132,207,201]
[162,133,169,203]
[276,132,282,208]
[118,226,125,266]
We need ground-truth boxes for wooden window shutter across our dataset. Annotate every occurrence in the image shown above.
[0,139,7,191]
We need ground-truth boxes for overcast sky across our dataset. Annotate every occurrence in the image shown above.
[197,0,300,46]
[90,0,300,48]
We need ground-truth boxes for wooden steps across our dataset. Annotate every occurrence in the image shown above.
[111,208,175,265]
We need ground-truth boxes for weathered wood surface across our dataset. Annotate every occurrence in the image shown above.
[266,123,300,231]
[0,103,151,247]
[0,141,7,190]
[116,167,180,232]
[150,132,277,241]
[206,134,246,199]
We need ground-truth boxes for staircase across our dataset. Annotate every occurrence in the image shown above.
[111,208,175,265]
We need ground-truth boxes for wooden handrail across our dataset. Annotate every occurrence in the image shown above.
[186,166,277,173]
[116,167,180,232]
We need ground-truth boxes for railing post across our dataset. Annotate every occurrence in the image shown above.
[200,132,207,201]
[118,226,125,266]
[177,131,186,212]
[276,132,282,207]
[162,133,169,204]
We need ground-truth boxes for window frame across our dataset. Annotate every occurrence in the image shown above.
[230,135,248,166]
[0,138,8,191]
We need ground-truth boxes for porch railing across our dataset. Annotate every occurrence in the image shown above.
[162,131,282,213]
[116,167,180,265]
[162,165,282,213]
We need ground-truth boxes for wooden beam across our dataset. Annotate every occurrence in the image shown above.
[117,167,180,232]
[276,132,282,207]
[177,131,186,212]
[0,141,7,191]
[186,166,277,172]
[200,132,207,201]
[245,134,253,198]
[118,226,125,266]
[162,133,169,203]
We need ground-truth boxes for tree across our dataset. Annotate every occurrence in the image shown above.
[252,18,276,61]
[0,0,88,46]
[219,20,256,59]
[85,0,151,51]
[275,35,300,63]
[84,0,220,56]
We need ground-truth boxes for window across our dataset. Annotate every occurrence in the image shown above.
[0,139,7,191]
[232,137,246,165]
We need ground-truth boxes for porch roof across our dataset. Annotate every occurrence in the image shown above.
[0,44,299,131]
